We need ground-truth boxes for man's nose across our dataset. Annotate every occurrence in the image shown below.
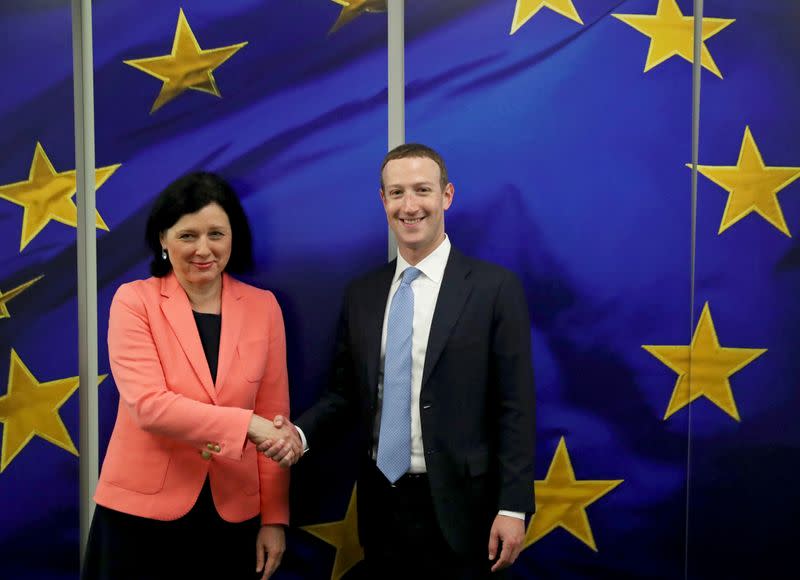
[401,194,419,213]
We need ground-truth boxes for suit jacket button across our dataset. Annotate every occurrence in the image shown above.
[201,450,212,460]
[206,442,214,450]
[213,444,221,453]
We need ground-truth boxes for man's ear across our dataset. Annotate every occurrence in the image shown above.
[443,182,455,210]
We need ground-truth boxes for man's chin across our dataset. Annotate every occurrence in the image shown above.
[394,235,421,249]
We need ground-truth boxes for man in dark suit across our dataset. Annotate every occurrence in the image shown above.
[263,144,535,578]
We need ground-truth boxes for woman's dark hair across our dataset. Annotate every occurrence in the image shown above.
[145,172,254,277]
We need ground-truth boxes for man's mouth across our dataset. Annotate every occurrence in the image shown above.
[400,217,423,225]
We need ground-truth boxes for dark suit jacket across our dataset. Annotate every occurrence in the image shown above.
[297,246,535,554]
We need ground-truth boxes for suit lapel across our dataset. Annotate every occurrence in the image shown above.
[215,273,243,393]
[422,248,473,388]
[365,261,397,394]
[160,273,217,403]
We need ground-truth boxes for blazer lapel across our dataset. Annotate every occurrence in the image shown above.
[422,248,473,388]
[160,273,217,403]
[215,273,243,393]
[365,261,397,395]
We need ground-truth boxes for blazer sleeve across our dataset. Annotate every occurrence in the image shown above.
[492,271,536,514]
[108,283,253,461]
[255,292,290,525]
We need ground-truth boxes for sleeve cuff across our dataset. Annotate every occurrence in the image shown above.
[295,425,309,453]
[498,510,525,520]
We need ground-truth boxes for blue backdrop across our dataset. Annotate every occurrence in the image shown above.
[1,1,797,578]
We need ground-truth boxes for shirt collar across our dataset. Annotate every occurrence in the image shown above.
[394,235,451,284]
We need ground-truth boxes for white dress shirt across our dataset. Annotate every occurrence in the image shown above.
[379,235,451,473]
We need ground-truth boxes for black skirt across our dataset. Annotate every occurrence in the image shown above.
[82,479,261,580]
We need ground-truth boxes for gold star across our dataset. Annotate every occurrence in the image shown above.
[301,484,364,580]
[613,0,734,78]
[0,143,118,251]
[510,0,584,34]
[0,275,44,318]
[524,437,622,551]
[690,126,800,236]
[643,303,766,422]
[124,8,247,113]
[328,1,386,35]
[0,349,107,471]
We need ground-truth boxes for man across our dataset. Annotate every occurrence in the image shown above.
[264,144,535,578]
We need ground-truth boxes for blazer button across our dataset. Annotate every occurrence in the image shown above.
[213,444,221,453]
[206,442,214,450]
[201,450,212,460]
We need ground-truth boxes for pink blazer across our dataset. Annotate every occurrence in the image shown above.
[94,272,289,524]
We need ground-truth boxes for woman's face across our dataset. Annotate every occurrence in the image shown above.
[160,202,232,290]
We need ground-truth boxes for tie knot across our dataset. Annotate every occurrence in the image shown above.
[400,267,421,286]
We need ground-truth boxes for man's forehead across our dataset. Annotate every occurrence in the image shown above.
[383,156,441,181]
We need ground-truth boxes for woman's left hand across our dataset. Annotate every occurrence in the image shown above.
[255,524,285,579]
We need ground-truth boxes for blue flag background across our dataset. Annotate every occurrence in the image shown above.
[1,1,798,578]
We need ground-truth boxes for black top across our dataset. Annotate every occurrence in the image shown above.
[193,311,221,384]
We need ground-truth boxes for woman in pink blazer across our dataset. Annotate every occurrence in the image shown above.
[83,173,294,579]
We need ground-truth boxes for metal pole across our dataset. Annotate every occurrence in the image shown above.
[386,0,405,261]
[71,0,99,569]
[685,1,704,577]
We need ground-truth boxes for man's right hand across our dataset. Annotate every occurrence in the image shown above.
[257,415,303,468]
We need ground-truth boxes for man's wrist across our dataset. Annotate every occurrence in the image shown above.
[295,425,309,453]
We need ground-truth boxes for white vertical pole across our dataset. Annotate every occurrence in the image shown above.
[386,0,405,261]
[685,1,704,578]
[71,0,99,569]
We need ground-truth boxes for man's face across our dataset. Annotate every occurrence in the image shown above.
[380,156,454,264]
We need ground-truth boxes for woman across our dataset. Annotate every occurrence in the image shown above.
[83,172,293,579]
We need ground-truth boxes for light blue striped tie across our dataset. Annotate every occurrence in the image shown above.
[377,266,421,483]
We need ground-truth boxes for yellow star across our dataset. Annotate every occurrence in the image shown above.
[524,437,622,551]
[690,126,800,237]
[0,275,44,318]
[613,0,734,78]
[510,0,584,34]
[124,8,247,113]
[0,349,108,472]
[301,484,364,580]
[328,1,386,35]
[643,303,766,422]
[0,143,118,251]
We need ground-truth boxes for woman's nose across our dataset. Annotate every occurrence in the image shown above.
[195,237,211,254]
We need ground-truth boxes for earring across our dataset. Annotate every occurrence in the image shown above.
[161,249,168,260]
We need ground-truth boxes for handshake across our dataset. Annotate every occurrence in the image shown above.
[247,414,303,468]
